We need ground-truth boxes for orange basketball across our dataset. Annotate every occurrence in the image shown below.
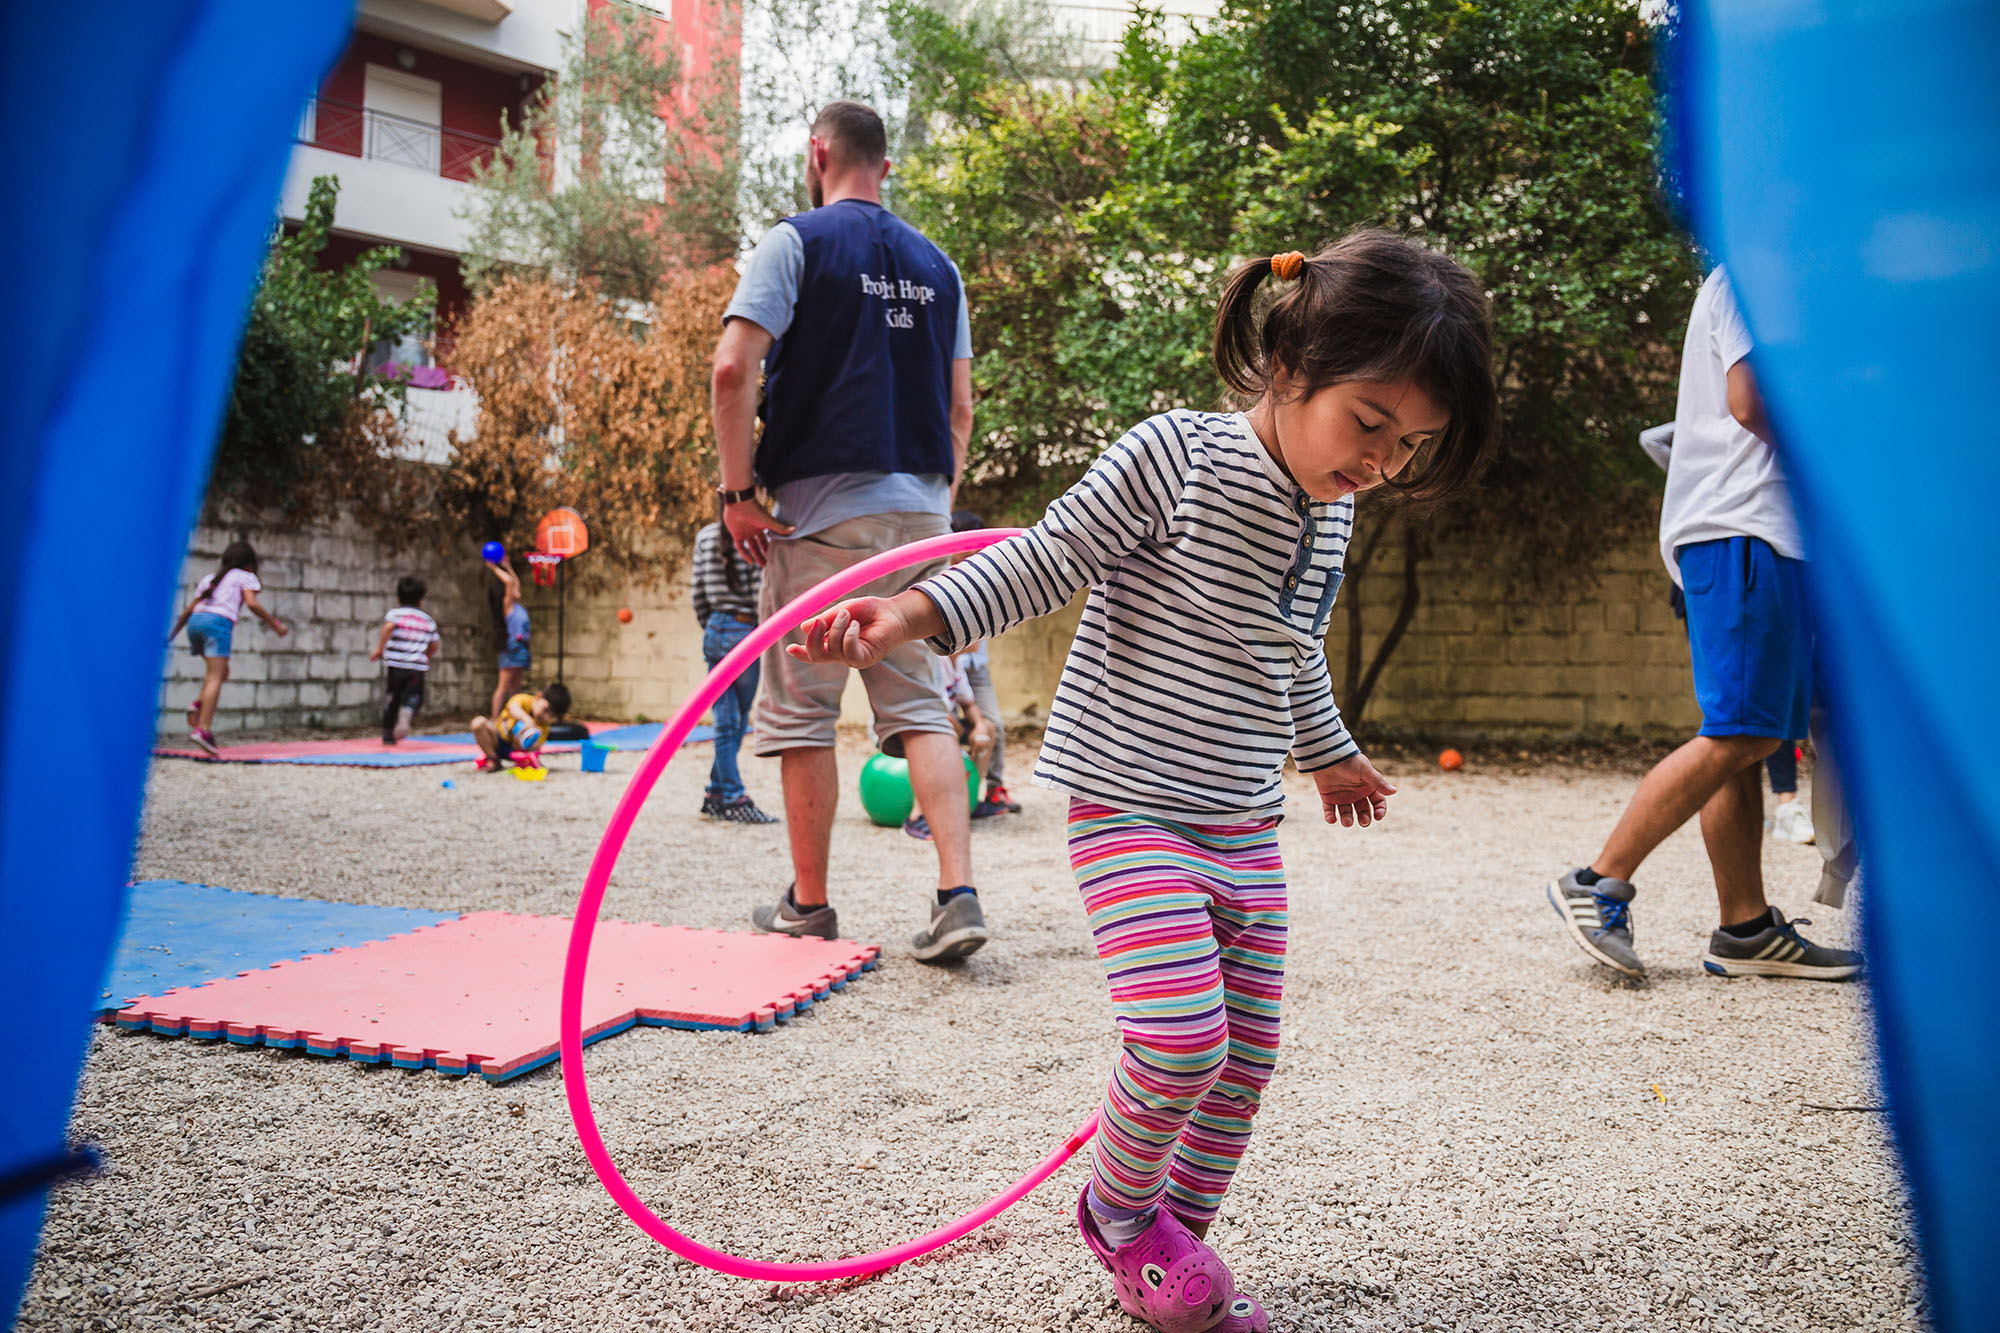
[617,607,633,623]
[1438,748,1464,771]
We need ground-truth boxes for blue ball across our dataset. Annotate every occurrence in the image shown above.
[482,540,506,563]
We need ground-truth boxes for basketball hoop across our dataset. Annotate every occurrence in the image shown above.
[526,551,563,588]
[536,506,590,559]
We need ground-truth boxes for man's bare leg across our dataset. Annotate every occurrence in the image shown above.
[1701,761,1770,926]
[780,746,839,907]
[1593,734,1780,881]
[902,729,975,891]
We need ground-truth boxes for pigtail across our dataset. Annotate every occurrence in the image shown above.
[1211,256,1278,397]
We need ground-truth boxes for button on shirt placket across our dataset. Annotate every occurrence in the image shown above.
[1280,492,1315,620]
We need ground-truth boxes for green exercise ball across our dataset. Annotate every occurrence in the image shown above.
[858,750,981,828]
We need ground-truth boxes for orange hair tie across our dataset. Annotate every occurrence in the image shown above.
[1270,251,1306,280]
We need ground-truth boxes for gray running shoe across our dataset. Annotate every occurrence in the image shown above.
[911,891,989,963]
[1547,867,1643,977]
[1702,909,1860,980]
[751,885,838,940]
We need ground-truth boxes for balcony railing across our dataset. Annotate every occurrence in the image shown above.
[299,97,531,182]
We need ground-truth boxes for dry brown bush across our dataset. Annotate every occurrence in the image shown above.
[437,268,731,586]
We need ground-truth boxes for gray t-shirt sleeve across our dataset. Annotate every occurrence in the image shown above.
[723,222,805,339]
[950,258,972,360]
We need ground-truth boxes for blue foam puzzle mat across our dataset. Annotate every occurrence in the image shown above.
[97,880,458,1016]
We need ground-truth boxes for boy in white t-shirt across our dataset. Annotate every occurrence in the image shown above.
[1545,267,1858,983]
[370,575,441,744]
[165,539,289,756]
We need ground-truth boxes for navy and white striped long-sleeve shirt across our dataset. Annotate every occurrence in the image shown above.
[917,409,1357,823]
[690,522,760,624]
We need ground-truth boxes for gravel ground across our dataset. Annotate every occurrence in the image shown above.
[22,733,1923,1332]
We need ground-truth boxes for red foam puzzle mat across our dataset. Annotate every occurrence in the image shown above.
[152,725,612,766]
[114,912,880,1081]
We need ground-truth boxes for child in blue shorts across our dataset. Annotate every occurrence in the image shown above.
[1546,267,1857,982]
[165,539,289,755]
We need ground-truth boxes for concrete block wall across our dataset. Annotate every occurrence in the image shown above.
[528,526,1700,744]
[1328,530,1702,740]
[160,511,492,737]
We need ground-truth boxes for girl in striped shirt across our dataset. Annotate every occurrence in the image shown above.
[789,231,1497,1333]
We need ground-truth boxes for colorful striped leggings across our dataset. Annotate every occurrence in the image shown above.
[1068,799,1287,1225]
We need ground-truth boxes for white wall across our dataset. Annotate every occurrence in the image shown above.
[279,145,476,254]
[355,0,575,75]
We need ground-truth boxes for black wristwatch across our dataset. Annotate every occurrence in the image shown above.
[717,485,758,505]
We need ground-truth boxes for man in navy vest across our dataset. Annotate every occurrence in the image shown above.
[710,100,987,963]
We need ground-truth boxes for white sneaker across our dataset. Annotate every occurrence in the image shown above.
[394,705,415,741]
[1771,801,1815,844]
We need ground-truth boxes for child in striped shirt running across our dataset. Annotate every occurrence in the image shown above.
[788,231,1497,1333]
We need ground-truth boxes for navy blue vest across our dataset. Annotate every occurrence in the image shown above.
[755,200,961,489]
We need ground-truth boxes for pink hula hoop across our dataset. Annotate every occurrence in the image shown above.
[562,527,1100,1282]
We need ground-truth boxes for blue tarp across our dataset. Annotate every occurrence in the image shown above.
[0,2,356,1323]
[1674,5,2000,1329]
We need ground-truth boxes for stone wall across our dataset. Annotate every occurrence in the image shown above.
[160,512,492,737]
[541,525,1698,743]
[1321,527,1701,740]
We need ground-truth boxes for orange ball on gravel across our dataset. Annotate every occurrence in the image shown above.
[1438,748,1464,771]
[617,607,633,623]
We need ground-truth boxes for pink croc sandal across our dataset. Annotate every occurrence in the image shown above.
[1213,1293,1268,1332]
[1077,1188,1235,1333]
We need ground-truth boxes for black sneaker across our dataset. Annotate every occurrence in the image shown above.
[699,794,723,818]
[1703,909,1861,980]
[751,885,838,940]
[718,796,779,825]
[1547,867,1643,977]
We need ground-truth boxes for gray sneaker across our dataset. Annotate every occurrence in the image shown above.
[1702,909,1861,980]
[751,885,838,941]
[1547,867,1643,977]
[911,890,989,963]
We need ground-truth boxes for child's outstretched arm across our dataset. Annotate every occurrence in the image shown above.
[1291,645,1394,826]
[488,560,520,608]
[368,621,393,662]
[241,588,289,637]
[788,591,944,668]
[166,595,197,644]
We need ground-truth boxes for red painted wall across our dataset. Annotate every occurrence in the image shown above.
[313,32,545,181]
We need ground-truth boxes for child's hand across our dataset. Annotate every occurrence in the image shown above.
[1312,753,1396,828]
[969,719,997,765]
[787,597,910,668]
[272,620,290,638]
[368,647,381,661]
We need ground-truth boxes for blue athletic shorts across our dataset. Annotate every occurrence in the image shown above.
[186,611,234,659]
[1677,536,1812,740]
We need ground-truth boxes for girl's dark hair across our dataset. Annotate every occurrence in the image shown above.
[1212,229,1498,504]
[713,495,749,596]
[396,575,426,606]
[201,540,259,600]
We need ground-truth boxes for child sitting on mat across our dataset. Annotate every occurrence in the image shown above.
[786,233,1496,1333]
[473,681,572,769]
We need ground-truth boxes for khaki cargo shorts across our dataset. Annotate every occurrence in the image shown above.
[753,511,954,757]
